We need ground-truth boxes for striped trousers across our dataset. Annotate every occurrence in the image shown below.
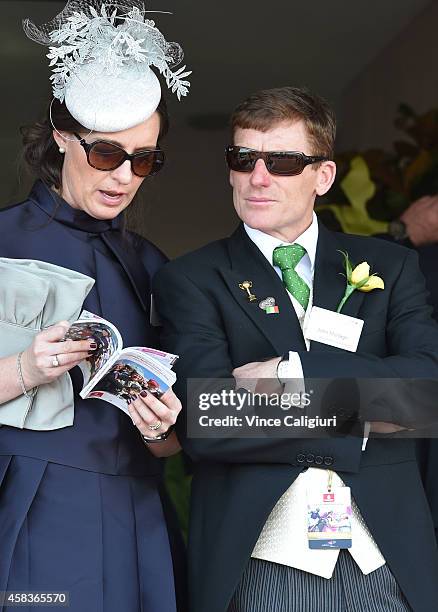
[227,551,412,612]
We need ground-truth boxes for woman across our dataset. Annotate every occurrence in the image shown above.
[0,3,189,611]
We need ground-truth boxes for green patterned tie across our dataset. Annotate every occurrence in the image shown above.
[273,244,310,310]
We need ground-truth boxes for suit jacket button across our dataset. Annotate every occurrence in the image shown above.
[297,453,306,463]
[324,456,334,466]
[306,454,315,464]
[315,455,323,465]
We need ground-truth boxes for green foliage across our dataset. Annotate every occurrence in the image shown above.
[164,453,192,540]
[317,104,438,235]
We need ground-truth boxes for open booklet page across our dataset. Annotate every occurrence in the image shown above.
[65,310,178,413]
[84,349,177,415]
[129,346,178,369]
[64,310,122,393]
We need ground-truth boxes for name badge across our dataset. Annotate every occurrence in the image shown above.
[307,486,352,549]
[304,306,364,352]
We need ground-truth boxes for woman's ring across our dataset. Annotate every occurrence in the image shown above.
[52,355,60,368]
[149,420,162,431]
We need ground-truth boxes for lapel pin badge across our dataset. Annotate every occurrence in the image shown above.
[239,280,257,302]
[259,297,280,314]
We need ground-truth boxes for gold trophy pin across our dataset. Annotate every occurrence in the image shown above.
[239,281,257,302]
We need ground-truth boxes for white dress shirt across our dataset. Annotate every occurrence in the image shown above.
[244,216,385,579]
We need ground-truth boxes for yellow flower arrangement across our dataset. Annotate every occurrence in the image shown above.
[337,252,384,313]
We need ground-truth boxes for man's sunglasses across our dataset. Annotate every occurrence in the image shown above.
[74,133,165,177]
[225,145,329,176]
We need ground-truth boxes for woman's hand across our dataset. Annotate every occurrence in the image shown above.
[21,320,97,390]
[128,388,182,457]
[128,388,181,437]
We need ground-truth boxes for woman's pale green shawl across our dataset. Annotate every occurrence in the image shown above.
[0,258,94,430]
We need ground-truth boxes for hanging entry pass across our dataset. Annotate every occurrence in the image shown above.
[307,475,352,549]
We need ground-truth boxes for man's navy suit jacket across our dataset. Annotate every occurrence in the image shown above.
[154,222,438,612]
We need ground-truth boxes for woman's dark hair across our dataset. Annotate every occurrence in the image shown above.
[20,97,169,190]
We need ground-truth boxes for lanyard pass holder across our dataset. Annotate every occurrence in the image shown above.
[306,469,353,549]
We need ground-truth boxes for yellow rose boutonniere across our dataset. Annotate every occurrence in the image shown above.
[337,251,384,313]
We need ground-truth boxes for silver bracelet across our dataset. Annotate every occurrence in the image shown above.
[141,425,174,444]
[17,352,35,399]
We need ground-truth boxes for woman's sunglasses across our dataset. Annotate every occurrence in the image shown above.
[225,145,329,176]
[74,133,165,177]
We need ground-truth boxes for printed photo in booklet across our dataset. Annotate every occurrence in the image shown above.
[64,310,178,415]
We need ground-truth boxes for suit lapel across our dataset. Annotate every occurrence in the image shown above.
[219,223,369,356]
[311,223,366,351]
[220,225,307,356]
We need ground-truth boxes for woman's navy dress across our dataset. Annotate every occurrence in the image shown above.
[0,181,186,612]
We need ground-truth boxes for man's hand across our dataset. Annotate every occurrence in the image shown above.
[232,357,282,394]
[369,421,407,433]
[233,360,410,435]
[400,195,438,246]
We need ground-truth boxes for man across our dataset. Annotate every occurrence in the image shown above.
[154,87,438,612]
[387,194,438,319]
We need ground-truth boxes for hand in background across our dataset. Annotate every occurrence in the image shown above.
[400,195,438,246]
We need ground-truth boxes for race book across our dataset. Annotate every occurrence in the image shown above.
[64,310,178,414]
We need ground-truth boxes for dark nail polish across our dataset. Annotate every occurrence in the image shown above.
[140,390,148,397]
[89,343,97,349]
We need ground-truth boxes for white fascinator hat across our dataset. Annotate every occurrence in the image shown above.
[23,0,191,132]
